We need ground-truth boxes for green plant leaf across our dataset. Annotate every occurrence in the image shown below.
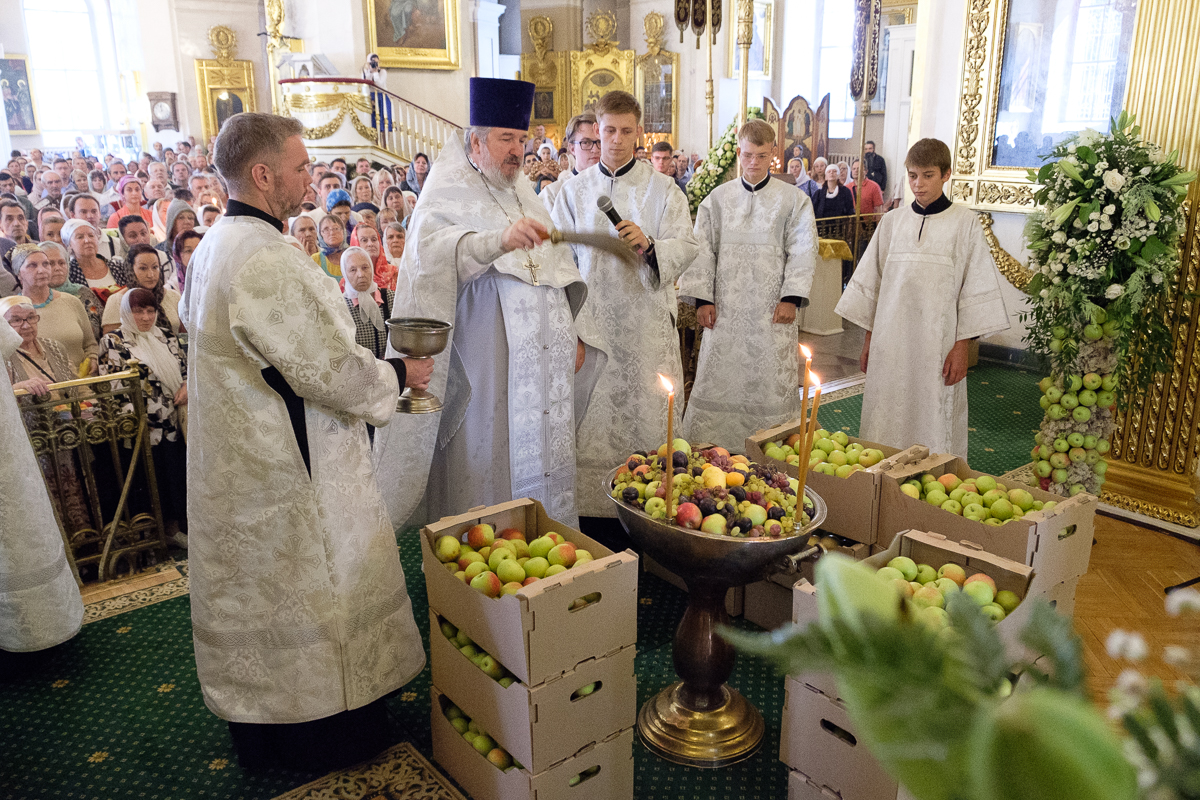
[1017,600,1086,695]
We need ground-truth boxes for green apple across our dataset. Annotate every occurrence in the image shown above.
[459,644,480,659]
[1066,432,1085,448]
[831,431,850,447]
[464,561,489,580]
[915,564,938,584]
[963,581,995,606]
[499,676,515,688]
[994,589,1021,615]
[887,556,919,581]
[440,620,458,640]
[435,535,462,564]
[901,484,921,499]
[472,734,496,756]
[980,603,1006,622]
[497,559,526,585]
[938,563,967,586]
[1047,403,1067,420]
[1083,323,1104,340]
[1045,386,1063,404]
[548,543,577,568]
[934,577,960,596]
[1100,374,1118,392]
[528,536,555,559]
[981,489,1006,507]
[974,475,997,493]
[644,496,668,518]
[940,499,963,516]
[544,564,568,577]
[989,499,1014,520]
[454,630,473,649]
[450,717,470,734]
[1037,376,1054,393]
[1078,389,1097,406]
[1096,390,1115,408]
[1083,434,1098,449]
[1096,439,1110,454]
[1072,406,1092,423]
[488,548,517,572]
[574,549,594,567]
[960,491,983,507]
[1034,460,1053,478]
[1060,392,1079,410]
[835,464,856,478]
[1008,489,1035,511]
[1066,374,1083,392]
[1094,461,1108,476]
[925,490,949,507]
[523,556,550,579]
[876,566,906,582]
[918,606,950,630]
[949,487,968,503]
[920,473,940,486]
[1052,467,1069,483]
[912,586,945,609]
[1082,373,1102,390]
[478,655,505,680]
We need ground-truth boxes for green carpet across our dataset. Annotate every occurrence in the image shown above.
[0,361,1043,800]
[816,362,1041,476]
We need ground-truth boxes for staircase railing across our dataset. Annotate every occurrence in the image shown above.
[280,77,463,165]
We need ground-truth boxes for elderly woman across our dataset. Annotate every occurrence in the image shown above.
[341,246,393,361]
[42,241,102,338]
[376,207,399,229]
[383,221,406,266]
[813,164,856,219]
[290,213,320,257]
[314,210,349,279]
[98,288,188,541]
[0,311,85,669]
[11,244,98,375]
[353,202,379,231]
[372,168,395,200]
[381,185,407,221]
[64,218,129,297]
[171,229,203,292]
[105,175,153,229]
[101,243,182,335]
[351,175,376,206]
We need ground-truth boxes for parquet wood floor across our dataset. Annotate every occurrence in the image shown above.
[1076,514,1200,703]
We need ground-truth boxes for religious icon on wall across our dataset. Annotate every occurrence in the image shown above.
[214,90,246,132]
[194,27,257,143]
[581,70,623,112]
[534,91,554,121]
[0,56,38,135]
[727,0,773,79]
[366,0,461,70]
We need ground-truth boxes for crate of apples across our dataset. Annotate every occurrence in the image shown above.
[900,472,1058,525]
[433,523,601,599]
[610,440,813,538]
[763,429,888,478]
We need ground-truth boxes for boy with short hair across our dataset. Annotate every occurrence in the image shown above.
[680,118,818,450]
[835,138,1009,456]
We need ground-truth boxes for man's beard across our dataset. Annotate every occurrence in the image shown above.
[268,186,303,220]
[477,151,519,189]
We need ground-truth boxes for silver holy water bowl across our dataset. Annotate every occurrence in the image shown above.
[385,317,453,414]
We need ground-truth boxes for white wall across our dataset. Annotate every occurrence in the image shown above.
[0,0,37,154]
[910,0,1031,351]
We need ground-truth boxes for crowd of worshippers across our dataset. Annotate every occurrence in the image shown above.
[0,142,430,553]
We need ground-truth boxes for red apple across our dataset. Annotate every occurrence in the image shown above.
[937,563,967,587]
[545,532,566,545]
[470,571,502,598]
[499,528,525,541]
[466,524,495,550]
[457,552,485,571]
[675,502,702,529]
[700,514,727,535]
[963,573,997,595]
[522,576,540,586]
[548,543,577,568]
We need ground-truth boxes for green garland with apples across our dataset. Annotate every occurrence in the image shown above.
[685,107,764,214]
[1022,113,1195,497]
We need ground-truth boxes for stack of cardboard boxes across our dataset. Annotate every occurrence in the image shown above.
[422,499,639,800]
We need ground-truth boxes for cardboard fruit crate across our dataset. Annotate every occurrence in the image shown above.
[422,499,639,686]
[743,539,870,632]
[787,768,920,800]
[781,677,899,800]
[745,421,913,545]
[429,609,637,774]
[431,686,634,800]
[875,450,1097,586]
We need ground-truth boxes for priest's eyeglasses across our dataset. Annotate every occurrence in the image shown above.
[572,138,601,150]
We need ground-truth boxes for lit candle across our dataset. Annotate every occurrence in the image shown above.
[797,372,822,512]
[798,344,812,434]
[659,373,675,518]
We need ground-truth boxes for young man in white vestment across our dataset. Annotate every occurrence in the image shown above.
[679,119,818,451]
[373,78,608,530]
[540,112,600,213]
[179,113,431,771]
[835,138,1010,457]
[551,90,700,527]
[0,311,84,679]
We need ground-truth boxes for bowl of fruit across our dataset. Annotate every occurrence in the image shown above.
[604,442,827,586]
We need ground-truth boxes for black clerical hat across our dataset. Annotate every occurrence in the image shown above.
[469,78,535,130]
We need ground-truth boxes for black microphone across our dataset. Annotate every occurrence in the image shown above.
[596,195,623,229]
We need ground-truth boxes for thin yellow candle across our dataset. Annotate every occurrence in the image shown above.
[659,373,675,518]
[798,344,812,441]
[797,372,822,511]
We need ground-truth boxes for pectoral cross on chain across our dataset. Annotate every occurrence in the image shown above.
[525,256,540,286]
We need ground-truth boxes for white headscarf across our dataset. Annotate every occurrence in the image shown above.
[341,246,384,332]
[119,291,183,395]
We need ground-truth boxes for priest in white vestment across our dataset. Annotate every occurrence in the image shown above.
[0,311,84,672]
[540,112,599,213]
[374,78,607,530]
[179,113,427,770]
[551,90,699,518]
[679,119,818,451]
[836,139,1010,457]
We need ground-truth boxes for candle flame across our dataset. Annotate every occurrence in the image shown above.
[810,371,821,389]
[658,373,674,393]
[801,345,812,359]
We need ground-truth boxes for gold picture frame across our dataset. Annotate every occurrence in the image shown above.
[949,0,1137,214]
[635,13,681,147]
[727,0,773,80]
[0,54,40,135]
[194,27,257,143]
[569,13,637,118]
[365,0,461,71]
[521,16,569,143]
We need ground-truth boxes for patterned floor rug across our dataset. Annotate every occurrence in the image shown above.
[268,743,466,800]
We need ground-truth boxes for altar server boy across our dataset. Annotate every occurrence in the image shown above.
[679,118,818,450]
[836,138,1010,456]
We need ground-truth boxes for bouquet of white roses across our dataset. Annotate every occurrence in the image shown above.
[1023,111,1195,392]
[685,108,764,213]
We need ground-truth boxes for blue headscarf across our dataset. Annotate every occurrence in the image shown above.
[325,189,353,213]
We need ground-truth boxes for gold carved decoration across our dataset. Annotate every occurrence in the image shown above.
[727,0,772,80]
[636,13,681,147]
[285,91,376,140]
[194,27,256,143]
[521,16,568,140]
[978,212,1033,290]
[570,17,636,117]
[585,11,620,55]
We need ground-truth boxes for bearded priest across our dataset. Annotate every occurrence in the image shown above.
[374,77,607,529]
[550,90,699,521]
[180,113,427,771]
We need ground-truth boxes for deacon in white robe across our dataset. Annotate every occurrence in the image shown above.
[551,90,699,517]
[179,114,424,769]
[0,313,84,658]
[836,189,1009,456]
[374,78,607,530]
[680,121,818,450]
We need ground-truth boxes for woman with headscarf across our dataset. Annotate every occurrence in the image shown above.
[0,310,85,673]
[42,241,102,338]
[350,175,376,206]
[88,168,118,217]
[105,175,153,229]
[98,288,188,542]
[171,229,203,293]
[350,221,395,291]
[313,209,348,279]
[399,152,429,196]
[327,188,354,229]
[102,243,181,335]
[290,212,320,257]
[382,221,406,266]
[339,247,392,437]
[11,244,98,375]
[3,296,95,536]
[64,218,129,298]
[155,199,196,290]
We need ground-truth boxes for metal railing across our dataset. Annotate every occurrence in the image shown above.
[13,362,168,583]
[815,213,882,261]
